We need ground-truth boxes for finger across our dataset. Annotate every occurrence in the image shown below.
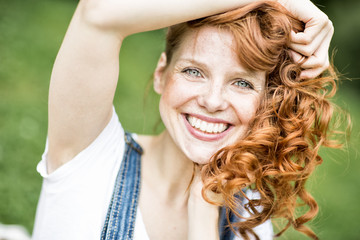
[300,44,332,79]
[290,21,333,57]
[301,29,332,69]
[291,15,331,45]
[300,67,325,79]
[299,55,325,69]
[290,28,328,57]
[289,50,307,64]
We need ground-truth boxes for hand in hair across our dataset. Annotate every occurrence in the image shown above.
[278,0,334,79]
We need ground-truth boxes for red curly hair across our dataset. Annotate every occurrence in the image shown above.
[165,1,344,239]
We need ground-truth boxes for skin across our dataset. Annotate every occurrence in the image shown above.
[138,27,266,240]
[277,0,334,78]
[153,27,266,164]
[43,0,334,239]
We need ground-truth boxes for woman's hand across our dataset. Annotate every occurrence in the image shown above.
[49,0,265,173]
[84,0,334,78]
[278,0,334,79]
[187,173,220,240]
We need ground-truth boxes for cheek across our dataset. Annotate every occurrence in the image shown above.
[160,76,198,108]
[232,93,261,124]
[158,78,185,125]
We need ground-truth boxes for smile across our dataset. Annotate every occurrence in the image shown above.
[186,115,230,134]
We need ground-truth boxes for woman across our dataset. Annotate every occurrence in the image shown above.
[32,0,337,239]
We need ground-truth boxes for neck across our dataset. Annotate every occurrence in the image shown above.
[139,130,194,207]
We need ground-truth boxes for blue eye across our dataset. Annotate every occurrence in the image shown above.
[183,68,202,77]
[234,80,253,89]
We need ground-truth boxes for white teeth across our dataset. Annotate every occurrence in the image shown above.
[200,121,207,132]
[187,115,228,134]
[195,119,201,129]
[213,124,219,133]
[219,123,227,132]
[206,123,214,133]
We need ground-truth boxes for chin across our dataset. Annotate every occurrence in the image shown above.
[184,149,216,165]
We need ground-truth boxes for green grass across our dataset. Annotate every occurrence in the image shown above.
[0,0,359,238]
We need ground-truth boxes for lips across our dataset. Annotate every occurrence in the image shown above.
[183,113,232,141]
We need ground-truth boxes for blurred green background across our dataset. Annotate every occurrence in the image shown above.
[0,0,359,239]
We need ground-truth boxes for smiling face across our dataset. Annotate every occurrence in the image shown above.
[154,26,266,164]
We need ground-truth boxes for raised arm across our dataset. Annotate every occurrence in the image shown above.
[47,0,261,173]
[47,0,333,173]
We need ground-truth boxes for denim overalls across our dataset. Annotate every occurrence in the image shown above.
[101,133,240,240]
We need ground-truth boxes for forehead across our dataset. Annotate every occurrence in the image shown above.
[173,26,237,64]
[171,26,265,81]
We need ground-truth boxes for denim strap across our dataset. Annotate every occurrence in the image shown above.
[101,131,242,239]
[219,206,238,240]
[219,192,246,240]
[101,132,143,240]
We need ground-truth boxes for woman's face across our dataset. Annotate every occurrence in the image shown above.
[154,26,266,164]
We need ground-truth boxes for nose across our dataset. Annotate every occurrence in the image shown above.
[197,82,228,113]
